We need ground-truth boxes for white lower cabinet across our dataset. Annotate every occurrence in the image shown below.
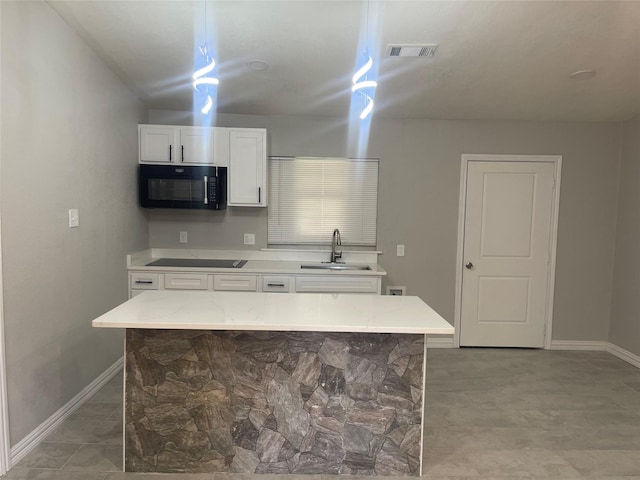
[130,273,161,298]
[129,271,381,297]
[165,273,209,290]
[294,275,380,294]
[130,273,160,290]
[213,274,258,291]
[261,276,292,293]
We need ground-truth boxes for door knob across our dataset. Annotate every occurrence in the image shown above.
[465,261,474,269]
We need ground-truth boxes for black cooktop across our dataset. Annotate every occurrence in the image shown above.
[146,258,247,268]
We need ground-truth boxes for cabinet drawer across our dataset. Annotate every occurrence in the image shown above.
[214,274,257,291]
[262,276,291,293]
[131,273,160,290]
[295,276,379,293]
[164,273,208,290]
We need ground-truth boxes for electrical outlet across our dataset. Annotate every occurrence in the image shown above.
[397,244,405,256]
[244,233,256,245]
[68,209,79,228]
[179,231,188,243]
[386,286,407,296]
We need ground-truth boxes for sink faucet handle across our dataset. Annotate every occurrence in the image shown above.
[331,228,343,263]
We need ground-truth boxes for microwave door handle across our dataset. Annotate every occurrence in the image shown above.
[204,176,209,205]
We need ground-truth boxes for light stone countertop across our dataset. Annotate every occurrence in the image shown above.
[92,290,454,335]
[127,249,387,276]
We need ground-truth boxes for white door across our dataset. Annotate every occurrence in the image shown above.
[460,161,556,347]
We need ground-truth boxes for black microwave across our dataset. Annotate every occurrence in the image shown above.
[139,165,227,210]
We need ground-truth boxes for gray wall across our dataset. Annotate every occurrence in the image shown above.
[1,2,148,444]
[610,117,640,356]
[148,110,621,343]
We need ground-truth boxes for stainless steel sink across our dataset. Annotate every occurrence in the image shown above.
[301,263,372,271]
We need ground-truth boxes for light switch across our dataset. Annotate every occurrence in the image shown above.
[179,231,188,243]
[397,244,405,256]
[68,209,79,228]
[244,233,255,245]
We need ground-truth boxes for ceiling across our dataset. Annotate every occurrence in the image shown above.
[48,1,640,122]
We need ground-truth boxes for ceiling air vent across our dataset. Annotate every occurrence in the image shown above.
[386,44,438,58]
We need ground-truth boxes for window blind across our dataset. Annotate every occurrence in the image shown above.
[268,157,379,245]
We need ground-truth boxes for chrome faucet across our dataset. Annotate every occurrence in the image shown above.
[330,228,342,263]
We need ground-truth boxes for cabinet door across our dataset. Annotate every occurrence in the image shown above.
[129,272,163,298]
[179,127,214,164]
[261,276,292,293]
[295,276,380,294]
[130,273,160,290]
[139,126,176,163]
[228,129,267,206]
[213,128,230,167]
[165,273,209,290]
[214,275,258,291]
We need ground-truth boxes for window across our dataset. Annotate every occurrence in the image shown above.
[268,157,379,245]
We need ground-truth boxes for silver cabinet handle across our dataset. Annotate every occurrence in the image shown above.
[267,283,285,287]
[204,176,209,204]
[135,280,154,284]
[258,187,261,203]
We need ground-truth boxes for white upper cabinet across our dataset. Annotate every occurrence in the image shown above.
[178,127,229,166]
[228,128,267,207]
[139,125,176,163]
[138,125,229,166]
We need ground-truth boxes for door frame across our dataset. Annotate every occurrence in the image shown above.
[0,199,9,476]
[454,154,562,350]
[0,2,11,471]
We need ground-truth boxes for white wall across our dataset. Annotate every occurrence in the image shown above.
[610,117,640,356]
[148,110,621,344]
[1,2,148,444]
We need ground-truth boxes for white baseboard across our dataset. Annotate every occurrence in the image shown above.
[550,340,640,369]
[607,342,640,369]
[10,356,123,467]
[427,336,454,348]
[549,340,609,351]
[432,338,640,369]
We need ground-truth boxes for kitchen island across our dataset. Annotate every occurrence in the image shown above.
[92,290,454,476]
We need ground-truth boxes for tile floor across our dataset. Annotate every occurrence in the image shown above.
[4,348,640,479]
